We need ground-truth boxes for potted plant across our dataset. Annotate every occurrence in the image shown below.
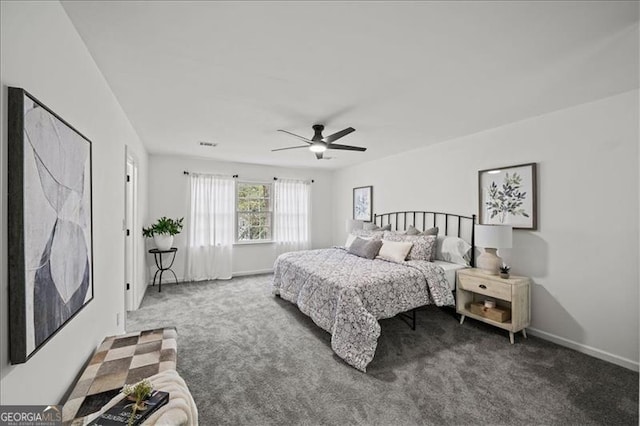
[499,265,511,279]
[143,217,184,250]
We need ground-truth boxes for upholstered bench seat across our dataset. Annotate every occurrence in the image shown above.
[62,328,196,425]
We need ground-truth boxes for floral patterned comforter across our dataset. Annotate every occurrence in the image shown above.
[272,247,454,371]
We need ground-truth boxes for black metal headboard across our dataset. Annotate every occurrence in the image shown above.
[374,211,477,267]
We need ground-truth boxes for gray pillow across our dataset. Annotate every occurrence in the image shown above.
[351,229,384,240]
[422,226,439,236]
[406,225,438,236]
[363,222,391,231]
[406,225,421,235]
[348,237,383,259]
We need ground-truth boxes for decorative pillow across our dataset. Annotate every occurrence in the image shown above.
[351,229,384,240]
[378,240,413,263]
[406,225,439,236]
[436,236,472,266]
[345,233,358,248]
[348,237,383,259]
[406,225,420,235]
[363,222,391,231]
[383,232,437,261]
[421,226,439,236]
[363,222,378,231]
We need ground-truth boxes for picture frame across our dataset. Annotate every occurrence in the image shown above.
[478,162,537,230]
[353,186,373,222]
[8,87,94,364]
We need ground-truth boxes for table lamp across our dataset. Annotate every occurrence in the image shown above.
[475,224,512,275]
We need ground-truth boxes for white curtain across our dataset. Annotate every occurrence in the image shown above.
[185,173,235,281]
[274,178,311,253]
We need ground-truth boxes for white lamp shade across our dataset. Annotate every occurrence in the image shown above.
[346,219,364,233]
[475,224,512,248]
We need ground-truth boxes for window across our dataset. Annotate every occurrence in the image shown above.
[236,182,273,242]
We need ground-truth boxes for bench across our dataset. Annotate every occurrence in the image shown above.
[62,327,197,425]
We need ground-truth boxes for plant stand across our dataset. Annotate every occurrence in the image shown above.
[149,248,179,292]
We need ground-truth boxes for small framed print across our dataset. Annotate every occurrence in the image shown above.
[353,186,373,222]
[479,163,537,230]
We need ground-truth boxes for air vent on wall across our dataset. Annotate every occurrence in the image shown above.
[199,141,218,147]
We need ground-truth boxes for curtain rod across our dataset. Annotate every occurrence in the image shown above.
[273,177,315,183]
[183,171,313,183]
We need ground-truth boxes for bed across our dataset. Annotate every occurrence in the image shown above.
[272,211,475,372]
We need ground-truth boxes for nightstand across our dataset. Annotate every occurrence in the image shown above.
[456,268,531,344]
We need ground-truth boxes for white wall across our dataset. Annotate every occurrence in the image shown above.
[332,90,639,370]
[147,155,333,280]
[0,1,149,404]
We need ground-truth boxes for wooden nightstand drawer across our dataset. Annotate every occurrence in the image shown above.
[457,273,511,301]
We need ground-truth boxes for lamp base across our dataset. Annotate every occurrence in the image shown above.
[477,248,502,275]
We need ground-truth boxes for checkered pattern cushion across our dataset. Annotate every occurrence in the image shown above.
[62,328,177,424]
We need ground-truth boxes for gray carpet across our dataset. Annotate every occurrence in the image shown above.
[126,274,638,425]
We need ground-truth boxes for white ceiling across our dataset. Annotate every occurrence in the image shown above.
[61,1,639,170]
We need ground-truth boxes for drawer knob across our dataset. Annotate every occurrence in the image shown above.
[479,284,487,289]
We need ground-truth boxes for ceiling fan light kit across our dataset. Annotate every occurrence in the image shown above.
[274,124,365,160]
[309,144,326,153]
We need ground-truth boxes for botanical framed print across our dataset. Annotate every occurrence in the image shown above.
[478,163,537,230]
[8,87,94,364]
[353,186,373,222]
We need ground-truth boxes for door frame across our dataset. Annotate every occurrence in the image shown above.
[124,148,139,312]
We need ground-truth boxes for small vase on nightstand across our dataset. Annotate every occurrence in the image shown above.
[499,265,511,279]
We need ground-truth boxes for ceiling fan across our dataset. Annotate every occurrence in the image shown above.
[273,124,366,159]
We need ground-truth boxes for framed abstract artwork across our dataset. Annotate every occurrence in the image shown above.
[353,186,373,222]
[8,87,94,364]
[478,162,537,230]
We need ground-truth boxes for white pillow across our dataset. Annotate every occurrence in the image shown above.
[345,234,356,248]
[377,239,413,263]
[345,233,371,248]
[436,236,471,266]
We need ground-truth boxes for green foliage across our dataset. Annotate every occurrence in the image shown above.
[142,216,184,237]
[485,172,529,223]
[237,183,272,241]
[499,265,511,274]
[238,183,270,200]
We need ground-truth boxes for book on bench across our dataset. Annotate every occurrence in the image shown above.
[87,390,169,426]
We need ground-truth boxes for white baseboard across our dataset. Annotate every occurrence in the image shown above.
[146,277,187,285]
[232,269,274,277]
[146,269,274,285]
[527,327,639,372]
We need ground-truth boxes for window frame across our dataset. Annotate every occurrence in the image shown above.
[235,180,274,244]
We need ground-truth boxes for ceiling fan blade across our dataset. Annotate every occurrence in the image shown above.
[315,152,323,160]
[277,129,313,144]
[326,143,366,152]
[323,127,355,143]
[271,145,309,152]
